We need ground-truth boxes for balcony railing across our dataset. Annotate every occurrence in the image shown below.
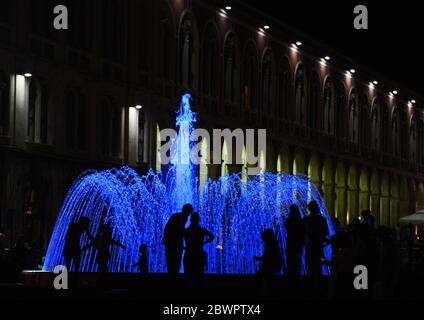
[67,47,91,72]
[100,59,124,82]
[29,34,55,59]
[152,77,175,98]
[203,95,219,115]
[224,101,239,119]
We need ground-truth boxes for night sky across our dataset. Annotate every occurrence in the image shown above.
[240,0,422,96]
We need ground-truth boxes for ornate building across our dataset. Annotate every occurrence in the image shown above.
[0,0,423,248]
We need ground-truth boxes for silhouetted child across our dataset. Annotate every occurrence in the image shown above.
[254,229,282,276]
[83,222,126,273]
[133,244,148,274]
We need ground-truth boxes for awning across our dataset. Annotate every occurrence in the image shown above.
[399,211,424,224]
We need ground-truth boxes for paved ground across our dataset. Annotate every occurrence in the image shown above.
[1,266,424,301]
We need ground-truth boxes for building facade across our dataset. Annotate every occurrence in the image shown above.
[0,0,423,249]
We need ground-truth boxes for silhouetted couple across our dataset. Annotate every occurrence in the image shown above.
[164,204,214,275]
[285,202,329,279]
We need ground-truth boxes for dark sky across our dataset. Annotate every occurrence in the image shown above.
[241,0,422,96]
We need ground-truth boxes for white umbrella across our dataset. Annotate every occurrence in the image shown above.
[399,210,424,224]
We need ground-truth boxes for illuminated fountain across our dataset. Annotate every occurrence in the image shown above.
[43,94,333,274]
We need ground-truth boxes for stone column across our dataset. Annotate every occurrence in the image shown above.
[323,183,335,218]
[348,187,359,225]
[380,195,390,226]
[336,186,347,225]
[226,164,243,175]
[370,192,381,226]
[359,191,370,215]
[207,164,222,181]
[390,197,399,228]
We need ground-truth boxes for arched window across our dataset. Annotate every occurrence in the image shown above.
[323,78,333,134]
[410,116,417,161]
[381,104,390,153]
[0,0,12,44]
[0,72,9,136]
[348,89,358,143]
[417,119,424,165]
[0,1,12,26]
[138,110,145,163]
[294,65,306,125]
[157,2,173,80]
[40,84,49,144]
[262,51,273,115]
[180,17,198,90]
[77,94,86,150]
[66,91,76,149]
[101,0,124,62]
[309,72,320,130]
[29,0,55,39]
[399,107,408,159]
[102,97,122,157]
[202,25,219,97]
[359,95,370,147]
[224,34,238,105]
[391,107,399,155]
[66,90,86,150]
[139,4,150,72]
[278,58,290,121]
[27,80,39,142]
[335,84,347,139]
[242,43,258,111]
[67,0,92,51]
[370,99,380,150]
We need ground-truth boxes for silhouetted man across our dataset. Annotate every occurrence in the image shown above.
[63,217,93,272]
[304,201,329,279]
[361,209,375,228]
[164,204,193,274]
[285,205,305,277]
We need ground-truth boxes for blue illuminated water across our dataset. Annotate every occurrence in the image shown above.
[43,94,333,274]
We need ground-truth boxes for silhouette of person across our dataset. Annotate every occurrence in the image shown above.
[133,244,148,274]
[328,230,355,299]
[164,203,194,274]
[377,226,400,298]
[254,229,282,276]
[285,205,305,277]
[354,223,379,293]
[63,217,93,272]
[183,212,214,275]
[361,209,374,227]
[304,201,329,279]
[406,223,415,264]
[84,222,126,273]
[331,217,342,234]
